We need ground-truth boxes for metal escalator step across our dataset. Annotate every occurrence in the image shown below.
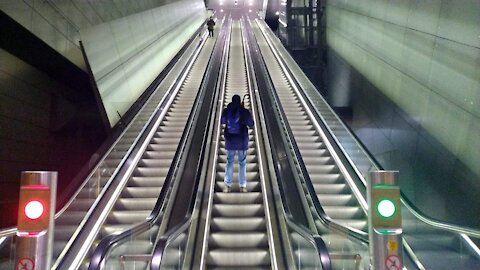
[302,156,333,165]
[137,159,173,167]
[151,137,181,144]
[209,232,268,248]
[289,120,312,127]
[207,249,270,266]
[313,183,350,194]
[147,143,179,151]
[298,148,328,157]
[142,150,175,159]
[133,167,169,177]
[213,204,264,217]
[296,141,324,149]
[153,131,183,139]
[214,181,261,192]
[291,130,318,138]
[115,198,157,210]
[157,125,185,132]
[211,217,265,231]
[305,164,338,174]
[166,108,191,114]
[215,172,260,182]
[121,187,162,197]
[309,173,343,184]
[106,210,150,224]
[129,176,165,187]
[294,136,321,143]
[317,194,358,206]
[214,192,263,204]
[287,115,309,121]
[282,110,306,116]
[164,115,189,122]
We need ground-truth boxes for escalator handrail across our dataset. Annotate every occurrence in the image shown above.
[256,20,480,240]
[88,23,217,270]
[150,16,231,270]
[243,17,332,270]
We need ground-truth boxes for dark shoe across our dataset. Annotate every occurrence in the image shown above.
[240,187,247,193]
[223,185,231,193]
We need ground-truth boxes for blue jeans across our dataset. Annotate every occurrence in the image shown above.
[224,150,247,188]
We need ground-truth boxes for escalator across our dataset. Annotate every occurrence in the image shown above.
[197,20,274,269]
[252,18,480,270]
[55,24,222,270]
[147,16,331,270]
[250,19,369,269]
[86,17,229,270]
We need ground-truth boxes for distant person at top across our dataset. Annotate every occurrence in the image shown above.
[207,16,215,37]
[221,94,254,193]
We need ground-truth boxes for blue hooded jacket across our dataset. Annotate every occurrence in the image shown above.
[221,95,254,150]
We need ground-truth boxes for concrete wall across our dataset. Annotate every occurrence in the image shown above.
[325,0,480,226]
[0,0,179,69]
[0,49,102,227]
[80,0,207,127]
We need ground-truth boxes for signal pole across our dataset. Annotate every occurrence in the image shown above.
[368,171,403,270]
[15,171,57,270]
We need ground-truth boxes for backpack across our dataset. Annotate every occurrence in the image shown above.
[226,109,241,134]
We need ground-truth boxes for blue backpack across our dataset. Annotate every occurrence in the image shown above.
[227,109,241,134]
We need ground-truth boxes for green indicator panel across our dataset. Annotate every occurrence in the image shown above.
[372,186,401,229]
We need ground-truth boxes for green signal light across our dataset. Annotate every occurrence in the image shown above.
[377,199,396,218]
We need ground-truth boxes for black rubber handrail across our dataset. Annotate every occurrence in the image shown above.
[88,22,220,270]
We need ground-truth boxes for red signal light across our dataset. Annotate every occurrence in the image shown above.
[24,200,44,220]
[18,186,50,232]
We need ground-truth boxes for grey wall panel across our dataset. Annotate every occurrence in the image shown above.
[1,0,191,70]
[325,0,480,226]
[81,0,207,127]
